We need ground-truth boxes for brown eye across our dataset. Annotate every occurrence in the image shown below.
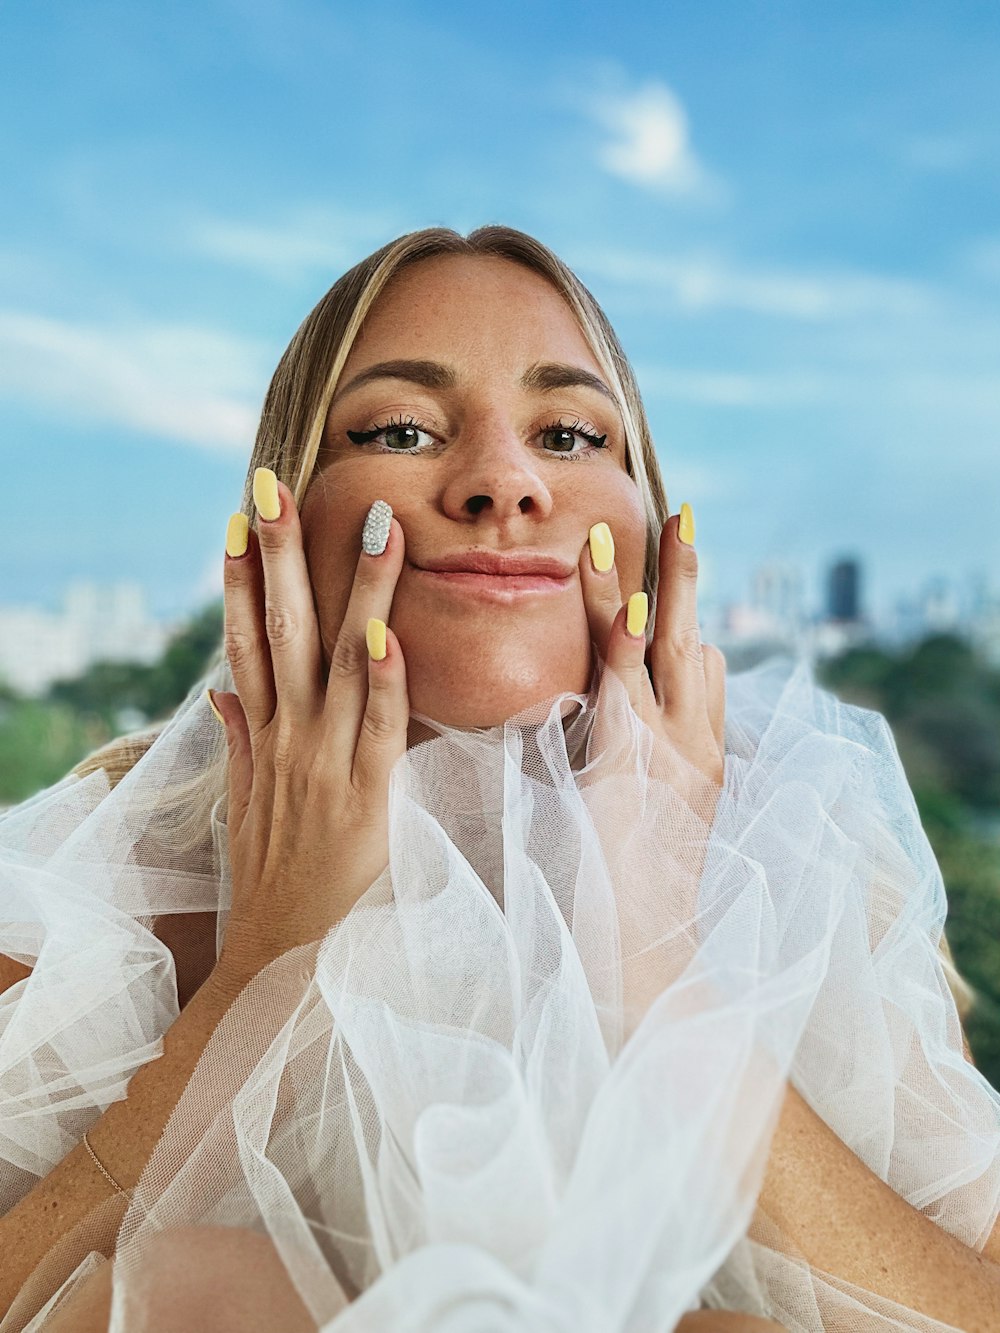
[543,427,578,453]
[540,422,609,459]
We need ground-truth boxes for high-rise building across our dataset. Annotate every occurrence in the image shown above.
[827,558,863,622]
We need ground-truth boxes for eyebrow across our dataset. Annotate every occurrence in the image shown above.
[332,359,616,403]
[521,362,615,400]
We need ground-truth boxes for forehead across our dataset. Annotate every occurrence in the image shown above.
[346,254,602,374]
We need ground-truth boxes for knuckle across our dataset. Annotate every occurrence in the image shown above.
[329,629,364,678]
[670,625,705,664]
[224,627,256,675]
[677,545,699,580]
[264,604,299,648]
[269,720,299,777]
[360,703,396,745]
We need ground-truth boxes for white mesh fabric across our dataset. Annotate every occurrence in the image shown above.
[1,651,998,1330]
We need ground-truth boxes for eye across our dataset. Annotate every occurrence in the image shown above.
[345,414,610,460]
[540,420,609,460]
[346,416,436,453]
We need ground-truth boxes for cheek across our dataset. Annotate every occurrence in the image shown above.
[595,475,647,586]
[299,497,359,641]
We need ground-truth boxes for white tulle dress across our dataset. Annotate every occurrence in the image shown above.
[1,649,998,1331]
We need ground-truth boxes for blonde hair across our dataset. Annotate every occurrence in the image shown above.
[69,224,976,1033]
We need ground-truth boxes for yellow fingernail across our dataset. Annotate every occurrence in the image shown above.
[366,617,387,662]
[206,688,225,725]
[626,591,648,638]
[678,502,695,546]
[226,512,248,558]
[253,467,281,522]
[589,522,615,573]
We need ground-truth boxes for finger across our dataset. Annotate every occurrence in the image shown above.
[207,688,253,842]
[223,515,276,730]
[323,506,407,758]
[351,620,410,799]
[702,643,727,761]
[579,521,624,663]
[602,591,656,721]
[647,505,706,729]
[252,469,325,721]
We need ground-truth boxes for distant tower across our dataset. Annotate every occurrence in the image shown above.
[827,558,862,622]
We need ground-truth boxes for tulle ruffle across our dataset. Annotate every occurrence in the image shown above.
[2,652,998,1330]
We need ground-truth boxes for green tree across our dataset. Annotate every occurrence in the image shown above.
[820,634,1000,1087]
[46,600,224,727]
[0,600,224,805]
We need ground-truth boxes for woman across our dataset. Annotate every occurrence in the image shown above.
[1,227,998,1332]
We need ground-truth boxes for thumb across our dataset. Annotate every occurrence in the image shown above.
[207,688,253,838]
[353,621,409,797]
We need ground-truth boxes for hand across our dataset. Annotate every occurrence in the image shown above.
[578,507,727,1025]
[579,506,726,795]
[208,474,410,993]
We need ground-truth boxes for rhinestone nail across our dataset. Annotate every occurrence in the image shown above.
[361,499,393,556]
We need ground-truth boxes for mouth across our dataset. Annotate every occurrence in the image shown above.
[411,567,572,599]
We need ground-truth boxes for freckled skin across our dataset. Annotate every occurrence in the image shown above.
[300,254,648,732]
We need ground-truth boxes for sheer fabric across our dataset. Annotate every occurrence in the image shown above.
[1,652,998,1331]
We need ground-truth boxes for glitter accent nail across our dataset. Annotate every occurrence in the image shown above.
[362,500,393,556]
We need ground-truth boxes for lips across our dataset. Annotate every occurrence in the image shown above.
[415,550,573,578]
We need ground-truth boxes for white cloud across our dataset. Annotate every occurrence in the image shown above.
[589,80,722,199]
[0,310,269,452]
[575,247,930,320]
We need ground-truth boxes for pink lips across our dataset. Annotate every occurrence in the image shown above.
[416,550,574,578]
[414,568,570,598]
[411,547,575,599]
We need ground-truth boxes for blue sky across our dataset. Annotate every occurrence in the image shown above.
[1,0,998,626]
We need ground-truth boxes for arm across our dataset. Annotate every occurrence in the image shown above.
[755,1081,1000,1332]
[0,966,261,1320]
[0,953,32,994]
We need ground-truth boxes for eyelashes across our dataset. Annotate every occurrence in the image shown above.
[346,414,609,462]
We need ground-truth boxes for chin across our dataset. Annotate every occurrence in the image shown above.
[406,661,593,731]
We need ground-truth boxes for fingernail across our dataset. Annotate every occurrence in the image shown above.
[678,502,695,546]
[362,499,393,556]
[226,513,248,558]
[589,522,614,573]
[626,592,648,638]
[206,688,225,725]
[366,617,387,661]
[253,468,281,522]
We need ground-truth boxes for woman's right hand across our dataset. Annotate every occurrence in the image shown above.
[207,470,410,995]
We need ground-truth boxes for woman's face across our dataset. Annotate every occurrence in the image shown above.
[301,253,647,734]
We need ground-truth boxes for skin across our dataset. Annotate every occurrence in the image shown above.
[301,253,650,734]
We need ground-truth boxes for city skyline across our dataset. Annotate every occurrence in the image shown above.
[4,551,998,700]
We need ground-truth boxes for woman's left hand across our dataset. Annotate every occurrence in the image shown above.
[578,507,728,1026]
[579,504,727,795]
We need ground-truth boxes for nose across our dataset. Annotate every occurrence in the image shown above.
[439,415,556,522]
